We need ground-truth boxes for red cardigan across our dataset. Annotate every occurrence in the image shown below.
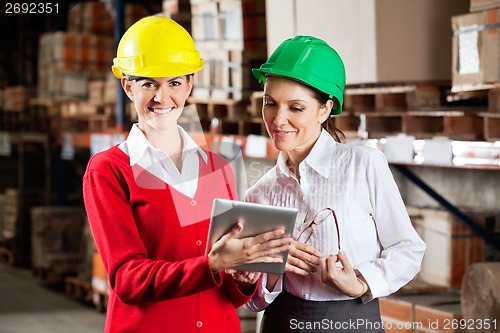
[83,146,255,333]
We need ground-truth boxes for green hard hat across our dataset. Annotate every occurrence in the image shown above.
[252,35,346,115]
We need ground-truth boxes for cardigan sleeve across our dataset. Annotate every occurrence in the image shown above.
[83,152,225,305]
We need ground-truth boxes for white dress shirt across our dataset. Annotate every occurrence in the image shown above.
[118,124,208,198]
[245,129,426,309]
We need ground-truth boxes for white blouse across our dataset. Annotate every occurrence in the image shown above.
[245,129,426,309]
[119,124,207,198]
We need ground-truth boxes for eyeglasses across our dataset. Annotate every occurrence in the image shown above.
[296,208,341,251]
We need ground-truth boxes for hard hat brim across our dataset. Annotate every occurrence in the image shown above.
[252,67,343,115]
[112,61,204,80]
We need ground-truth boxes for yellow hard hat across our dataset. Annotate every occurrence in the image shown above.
[111,16,204,79]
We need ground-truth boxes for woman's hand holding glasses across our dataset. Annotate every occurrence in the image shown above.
[320,251,368,298]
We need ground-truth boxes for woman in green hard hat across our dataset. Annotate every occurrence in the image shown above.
[243,36,426,332]
[83,16,292,333]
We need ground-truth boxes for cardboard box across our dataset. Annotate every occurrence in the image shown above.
[452,9,500,90]
[412,208,487,288]
[266,0,469,84]
[68,2,152,36]
[470,0,500,12]
[191,0,266,51]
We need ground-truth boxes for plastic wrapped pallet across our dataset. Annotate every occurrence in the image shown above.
[411,207,491,288]
[30,206,87,280]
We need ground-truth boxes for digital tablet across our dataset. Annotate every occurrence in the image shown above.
[206,198,298,274]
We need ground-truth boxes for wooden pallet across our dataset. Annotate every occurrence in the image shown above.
[394,278,448,296]
[59,115,115,132]
[65,276,93,305]
[480,113,500,142]
[344,83,445,112]
[32,266,65,285]
[335,110,485,140]
[187,97,250,120]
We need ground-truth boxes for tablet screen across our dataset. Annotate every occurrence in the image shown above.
[206,198,298,274]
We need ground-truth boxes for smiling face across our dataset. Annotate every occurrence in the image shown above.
[262,76,332,160]
[122,75,193,132]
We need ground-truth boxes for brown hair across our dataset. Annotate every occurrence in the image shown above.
[305,84,345,143]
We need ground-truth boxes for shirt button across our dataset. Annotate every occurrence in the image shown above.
[191,200,197,206]
[196,240,202,247]
[196,321,203,328]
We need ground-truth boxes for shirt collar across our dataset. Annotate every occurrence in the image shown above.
[306,129,338,178]
[126,124,208,166]
[276,129,338,179]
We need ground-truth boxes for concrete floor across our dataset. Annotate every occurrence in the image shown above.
[0,263,105,333]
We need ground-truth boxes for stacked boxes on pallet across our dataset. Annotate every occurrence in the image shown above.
[67,2,151,37]
[457,1,500,141]
[36,31,114,132]
[36,2,153,132]
[0,86,43,131]
[451,0,500,90]
[190,0,267,102]
[30,206,87,284]
[186,0,268,137]
[0,188,47,266]
[163,0,192,33]
[37,32,114,101]
[1,86,36,112]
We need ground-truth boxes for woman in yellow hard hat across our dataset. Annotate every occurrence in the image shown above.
[83,16,292,333]
[242,36,426,332]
